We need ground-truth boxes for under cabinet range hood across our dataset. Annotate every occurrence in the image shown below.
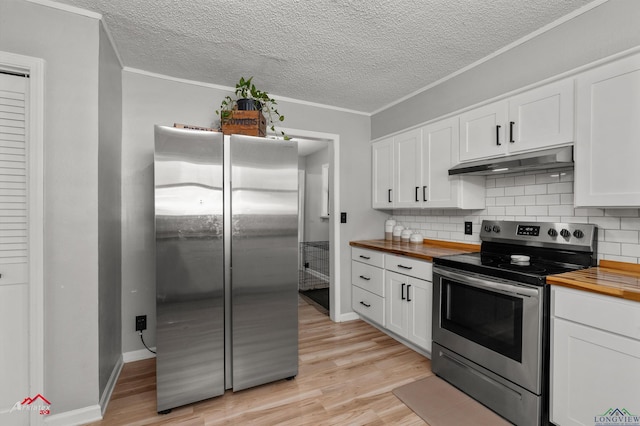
[448,146,573,176]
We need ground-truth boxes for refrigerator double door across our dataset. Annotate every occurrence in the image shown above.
[154,127,298,412]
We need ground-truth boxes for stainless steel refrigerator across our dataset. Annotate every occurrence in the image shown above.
[154,126,299,413]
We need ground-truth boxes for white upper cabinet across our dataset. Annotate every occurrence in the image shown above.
[459,78,575,162]
[394,129,422,208]
[421,117,485,209]
[508,78,574,153]
[574,52,640,207]
[372,118,485,210]
[371,137,394,209]
[459,99,508,162]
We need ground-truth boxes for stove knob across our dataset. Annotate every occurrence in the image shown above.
[484,225,492,232]
[492,225,501,233]
[560,229,571,238]
[573,229,584,239]
[548,229,558,237]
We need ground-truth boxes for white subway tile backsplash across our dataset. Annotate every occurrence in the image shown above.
[621,218,640,230]
[535,172,560,184]
[526,206,548,216]
[605,229,639,244]
[515,195,537,206]
[536,194,560,205]
[486,187,505,197]
[496,197,515,206]
[549,205,575,216]
[505,186,525,196]
[389,167,640,264]
[515,175,536,186]
[598,241,622,256]
[525,184,547,195]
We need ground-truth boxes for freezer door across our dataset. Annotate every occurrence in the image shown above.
[230,135,299,391]
[154,126,224,412]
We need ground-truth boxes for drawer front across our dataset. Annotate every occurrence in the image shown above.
[351,247,384,268]
[552,286,640,340]
[384,253,432,281]
[351,261,384,296]
[352,286,384,326]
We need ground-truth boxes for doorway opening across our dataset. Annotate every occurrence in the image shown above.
[297,138,330,313]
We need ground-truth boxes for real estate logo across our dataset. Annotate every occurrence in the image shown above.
[595,408,640,426]
[9,393,51,416]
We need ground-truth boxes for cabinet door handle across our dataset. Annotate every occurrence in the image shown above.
[359,255,370,260]
[423,186,427,202]
[407,284,412,302]
[359,275,370,281]
[388,189,392,203]
[401,283,406,300]
[360,301,371,308]
[509,121,515,143]
[397,264,413,270]
[415,186,419,202]
[496,125,502,146]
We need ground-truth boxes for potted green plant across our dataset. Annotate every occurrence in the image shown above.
[216,76,288,139]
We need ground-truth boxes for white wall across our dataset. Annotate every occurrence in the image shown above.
[0,0,101,414]
[303,146,330,242]
[98,21,123,398]
[121,70,377,352]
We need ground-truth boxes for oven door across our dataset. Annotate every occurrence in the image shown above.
[432,265,544,394]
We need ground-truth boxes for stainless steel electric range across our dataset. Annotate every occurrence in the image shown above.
[432,220,597,426]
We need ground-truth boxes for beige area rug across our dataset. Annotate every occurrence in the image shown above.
[393,375,512,425]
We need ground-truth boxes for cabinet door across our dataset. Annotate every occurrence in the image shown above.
[575,53,640,207]
[406,277,432,351]
[394,129,422,208]
[385,271,408,337]
[551,317,640,426]
[421,117,457,207]
[507,78,574,153]
[372,138,394,208]
[459,100,508,162]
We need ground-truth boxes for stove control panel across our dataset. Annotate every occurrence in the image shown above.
[480,220,597,251]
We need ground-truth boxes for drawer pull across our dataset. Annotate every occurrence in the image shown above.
[359,255,371,260]
[359,275,371,281]
[397,264,413,270]
[360,301,371,308]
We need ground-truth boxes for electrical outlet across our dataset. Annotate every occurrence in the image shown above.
[136,315,147,332]
[341,212,347,223]
[464,221,473,235]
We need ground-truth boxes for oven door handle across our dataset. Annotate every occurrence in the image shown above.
[435,268,540,298]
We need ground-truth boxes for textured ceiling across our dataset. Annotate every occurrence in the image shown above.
[50,0,596,113]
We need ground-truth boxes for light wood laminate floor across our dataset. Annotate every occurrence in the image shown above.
[89,297,432,425]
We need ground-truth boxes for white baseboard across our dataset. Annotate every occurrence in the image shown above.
[335,311,360,322]
[122,348,156,363]
[99,355,123,416]
[44,404,102,426]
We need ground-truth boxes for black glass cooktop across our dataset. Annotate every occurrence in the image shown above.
[434,250,587,286]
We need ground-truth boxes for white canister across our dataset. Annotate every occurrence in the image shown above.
[392,225,404,241]
[401,229,412,242]
[410,232,424,244]
[385,219,396,240]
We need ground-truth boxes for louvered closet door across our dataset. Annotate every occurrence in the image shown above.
[0,72,29,425]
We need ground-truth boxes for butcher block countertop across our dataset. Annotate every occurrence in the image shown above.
[547,260,640,302]
[349,239,480,262]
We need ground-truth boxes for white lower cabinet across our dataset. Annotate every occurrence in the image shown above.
[351,247,433,354]
[551,286,640,426]
[351,248,385,325]
[385,270,432,351]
